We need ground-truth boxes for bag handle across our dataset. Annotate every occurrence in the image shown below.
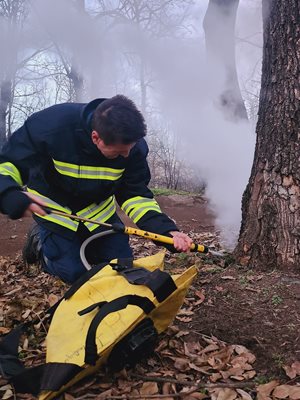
[84,294,155,365]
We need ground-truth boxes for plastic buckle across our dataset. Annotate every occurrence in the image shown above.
[110,263,128,272]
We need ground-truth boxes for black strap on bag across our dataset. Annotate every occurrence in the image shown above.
[110,263,177,302]
[64,258,177,303]
[0,325,26,379]
[0,301,60,374]
[10,362,82,394]
[81,294,156,365]
[0,308,83,395]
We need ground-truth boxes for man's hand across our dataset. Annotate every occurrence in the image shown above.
[23,192,48,217]
[169,231,193,252]
[0,190,47,219]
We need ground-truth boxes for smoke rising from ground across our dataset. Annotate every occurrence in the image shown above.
[150,1,260,248]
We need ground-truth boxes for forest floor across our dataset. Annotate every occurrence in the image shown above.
[0,194,299,400]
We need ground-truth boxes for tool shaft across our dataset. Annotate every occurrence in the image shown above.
[44,208,112,227]
[43,207,208,254]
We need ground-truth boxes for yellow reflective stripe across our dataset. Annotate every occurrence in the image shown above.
[130,205,161,224]
[85,199,116,231]
[0,162,23,186]
[77,196,114,219]
[27,189,116,231]
[122,196,145,213]
[53,159,124,181]
[37,213,78,231]
[27,189,72,213]
[121,196,161,223]
[27,189,78,230]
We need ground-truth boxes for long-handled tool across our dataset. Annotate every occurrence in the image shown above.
[43,207,223,256]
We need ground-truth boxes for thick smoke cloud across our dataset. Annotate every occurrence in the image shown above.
[147,1,261,247]
[1,0,261,248]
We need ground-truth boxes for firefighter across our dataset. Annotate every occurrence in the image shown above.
[0,95,192,283]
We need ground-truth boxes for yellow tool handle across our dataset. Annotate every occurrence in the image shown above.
[124,226,209,253]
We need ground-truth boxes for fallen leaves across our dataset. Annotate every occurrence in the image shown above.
[140,381,159,396]
[1,388,14,400]
[1,240,300,400]
[256,380,300,400]
[164,335,257,386]
[283,361,300,379]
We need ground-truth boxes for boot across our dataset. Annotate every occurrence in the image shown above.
[22,223,42,264]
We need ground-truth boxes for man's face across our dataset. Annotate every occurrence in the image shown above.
[91,131,135,159]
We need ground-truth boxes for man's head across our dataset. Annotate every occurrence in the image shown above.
[91,95,146,159]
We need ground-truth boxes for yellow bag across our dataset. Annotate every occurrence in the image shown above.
[0,251,196,399]
[38,251,196,399]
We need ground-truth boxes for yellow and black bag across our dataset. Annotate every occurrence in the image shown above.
[0,252,197,399]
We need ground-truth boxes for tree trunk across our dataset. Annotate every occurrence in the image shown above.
[234,0,300,271]
[69,61,84,102]
[0,79,12,148]
[203,0,248,121]
[140,56,147,115]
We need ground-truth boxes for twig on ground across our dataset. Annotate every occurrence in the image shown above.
[130,373,256,389]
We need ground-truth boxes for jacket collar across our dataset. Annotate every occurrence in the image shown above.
[79,98,107,156]
[80,98,107,133]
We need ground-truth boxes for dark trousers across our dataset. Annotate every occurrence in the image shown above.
[39,215,132,284]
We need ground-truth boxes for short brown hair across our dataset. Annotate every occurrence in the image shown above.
[92,95,147,144]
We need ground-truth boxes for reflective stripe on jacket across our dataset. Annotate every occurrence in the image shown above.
[28,189,116,232]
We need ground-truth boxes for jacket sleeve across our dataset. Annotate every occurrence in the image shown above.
[115,140,178,236]
[0,118,45,207]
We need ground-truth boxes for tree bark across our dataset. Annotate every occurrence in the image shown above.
[203,0,248,121]
[0,80,10,147]
[234,0,300,271]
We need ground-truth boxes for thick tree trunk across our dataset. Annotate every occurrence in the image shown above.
[234,0,300,271]
[203,0,248,121]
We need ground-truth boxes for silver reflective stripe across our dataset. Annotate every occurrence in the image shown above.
[130,205,161,223]
[85,200,116,231]
[77,196,114,218]
[27,189,72,213]
[122,198,148,214]
[53,159,124,181]
[37,213,78,230]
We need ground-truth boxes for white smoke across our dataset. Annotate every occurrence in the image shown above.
[2,0,261,248]
[149,0,260,248]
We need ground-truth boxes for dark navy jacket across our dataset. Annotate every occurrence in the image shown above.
[0,99,177,238]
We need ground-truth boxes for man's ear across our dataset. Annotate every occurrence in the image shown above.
[91,130,101,145]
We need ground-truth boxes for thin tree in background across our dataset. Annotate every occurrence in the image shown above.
[235,0,300,271]
[203,0,248,120]
[31,0,86,102]
[95,0,193,115]
[0,0,77,142]
[0,0,27,145]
